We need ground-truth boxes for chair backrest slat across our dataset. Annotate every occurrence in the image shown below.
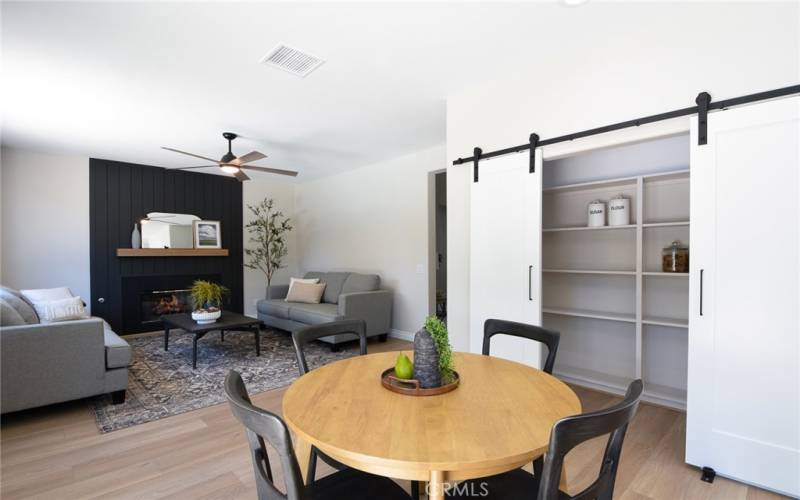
[292,320,367,375]
[225,370,307,500]
[483,319,560,374]
[537,379,644,500]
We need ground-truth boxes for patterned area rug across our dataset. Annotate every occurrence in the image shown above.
[90,329,359,433]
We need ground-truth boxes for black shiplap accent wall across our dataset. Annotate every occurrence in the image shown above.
[90,158,243,334]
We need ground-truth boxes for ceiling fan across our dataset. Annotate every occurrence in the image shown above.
[162,132,298,182]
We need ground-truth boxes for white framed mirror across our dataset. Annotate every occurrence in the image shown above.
[140,212,199,249]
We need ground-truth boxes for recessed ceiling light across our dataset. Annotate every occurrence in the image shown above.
[560,0,589,6]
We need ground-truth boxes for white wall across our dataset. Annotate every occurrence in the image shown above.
[295,144,446,336]
[242,179,297,317]
[446,1,799,352]
[0,147,91,305]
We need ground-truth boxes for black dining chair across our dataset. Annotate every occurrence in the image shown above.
[293,320,421,500]
[483,319,560,374]
[224,370,410,500]
[292,320,367,483]
[292,320,367,482]
[483,318,562,481]
[292,320,368,376]
[447,379,644,500]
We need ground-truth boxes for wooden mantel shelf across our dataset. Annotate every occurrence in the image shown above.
[116,248,229,257]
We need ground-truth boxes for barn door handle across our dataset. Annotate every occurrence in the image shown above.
[699,269,704,316]
[528,265,533,301]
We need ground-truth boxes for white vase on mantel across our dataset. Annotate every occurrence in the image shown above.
[131,223,141,249]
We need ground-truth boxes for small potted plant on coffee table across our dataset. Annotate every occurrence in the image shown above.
[190,280,229,324]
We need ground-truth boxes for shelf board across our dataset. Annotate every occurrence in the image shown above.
[554,365,632,393]
[642,169,690,182]
[554,366,687,410]
[543,176,638,194]
[544,269,636,276]
[643,382,687,410]
[543,307,636,323]
[116,248,229,257]
[543,224,636,232]
[642,221,690,228]
[642,316,689,328]
[642,272,689,277]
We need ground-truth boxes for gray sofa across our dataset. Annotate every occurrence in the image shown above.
[257,271,392,350]
[0,286,131,414]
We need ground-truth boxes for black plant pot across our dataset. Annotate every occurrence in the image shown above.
[413,328,441,388]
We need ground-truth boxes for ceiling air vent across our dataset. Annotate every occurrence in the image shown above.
[260,44,325,77]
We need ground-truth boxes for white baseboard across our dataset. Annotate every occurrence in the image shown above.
[389,329,415,342]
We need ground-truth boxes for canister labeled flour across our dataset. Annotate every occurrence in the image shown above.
[588,200,606,227]
[608,195,630,226]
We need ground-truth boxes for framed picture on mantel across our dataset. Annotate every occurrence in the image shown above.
[193,220,221,249]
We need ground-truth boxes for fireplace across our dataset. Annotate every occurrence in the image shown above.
[122,274,220,333]
[140,288,192,325]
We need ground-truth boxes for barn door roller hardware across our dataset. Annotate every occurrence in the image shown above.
[529,133,539,173]
[455,84,800,181]
[696,92,711,145]
[473,147,482,183]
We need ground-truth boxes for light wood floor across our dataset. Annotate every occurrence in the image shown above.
[0,337,786,500]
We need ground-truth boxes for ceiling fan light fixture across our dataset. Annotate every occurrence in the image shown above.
[220,165,240,174]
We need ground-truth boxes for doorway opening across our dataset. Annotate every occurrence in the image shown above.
[431,171,447,321]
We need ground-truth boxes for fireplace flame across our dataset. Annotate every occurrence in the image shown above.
[153,294,186,315]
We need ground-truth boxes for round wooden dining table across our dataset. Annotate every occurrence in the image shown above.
[283,351,581,500]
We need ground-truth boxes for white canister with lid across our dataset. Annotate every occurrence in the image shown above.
[587,200,606,227]
[608,194,630,226]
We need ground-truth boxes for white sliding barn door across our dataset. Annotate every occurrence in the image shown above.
[470,152,542,367]
[687,96,799,497]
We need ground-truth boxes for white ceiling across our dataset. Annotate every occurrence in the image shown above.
[2,1,788,181]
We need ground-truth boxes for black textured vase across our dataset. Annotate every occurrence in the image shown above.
[413,328,441,388]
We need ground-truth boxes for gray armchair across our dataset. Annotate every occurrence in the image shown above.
[256,272,392,351]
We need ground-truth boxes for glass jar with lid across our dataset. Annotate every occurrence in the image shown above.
[662,240,689,273]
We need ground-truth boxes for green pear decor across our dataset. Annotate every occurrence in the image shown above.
[394,353,414,380]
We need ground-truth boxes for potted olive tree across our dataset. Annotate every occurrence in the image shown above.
[244,198,293,299]
[190,280,230,324]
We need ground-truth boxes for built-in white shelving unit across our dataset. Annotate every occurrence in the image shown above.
[542,162,690,410]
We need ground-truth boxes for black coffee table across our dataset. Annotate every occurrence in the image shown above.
[161,311,263,369]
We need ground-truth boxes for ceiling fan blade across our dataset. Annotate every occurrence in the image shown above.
[161,147,221,164]
[232,151,267,166]
[240,165,299,177]
[172,165,219,170]
[233,170,250,182]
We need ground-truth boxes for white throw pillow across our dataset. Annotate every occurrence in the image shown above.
[32,296,89,323]
[20,287,86,323]
[285,277,320,301]
[285,282,326,304]
[20,287,73,303]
